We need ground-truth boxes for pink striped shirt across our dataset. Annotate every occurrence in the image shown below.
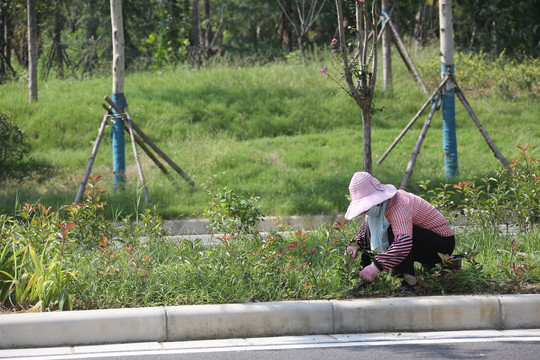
[384,190,454,238]
[353,190,453,271]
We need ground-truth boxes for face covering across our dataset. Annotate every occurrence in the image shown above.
[366,200,390,253]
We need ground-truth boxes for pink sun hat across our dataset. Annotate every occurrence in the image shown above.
[344,172,397,220]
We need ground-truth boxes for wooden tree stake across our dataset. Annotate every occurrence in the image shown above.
[450,74,513,174]
[104,96,195,186]
[400,94,442,189]
[75,112,109,203]
[386,16,429,97]
[125,104,149,204]
[377,75,450,165]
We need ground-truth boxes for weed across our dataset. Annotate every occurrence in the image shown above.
[203,187,263,237]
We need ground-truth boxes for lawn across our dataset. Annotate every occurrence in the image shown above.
[0,45,538,219]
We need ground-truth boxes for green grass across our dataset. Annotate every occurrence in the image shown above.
[1,45,538,219]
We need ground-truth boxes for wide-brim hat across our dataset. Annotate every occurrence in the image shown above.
[344,172,397,220]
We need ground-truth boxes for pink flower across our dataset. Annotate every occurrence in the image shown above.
[331,49,336,54]
[320,63,328,74]
[331,38,338,45]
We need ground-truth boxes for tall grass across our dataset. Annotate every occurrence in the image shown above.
[0,44,538,219]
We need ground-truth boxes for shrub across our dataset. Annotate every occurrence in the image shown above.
[203,187,263,237]
[0,110,31,180]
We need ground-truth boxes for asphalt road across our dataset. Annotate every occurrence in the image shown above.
[2,330,539,360]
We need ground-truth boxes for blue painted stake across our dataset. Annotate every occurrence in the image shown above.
[442,64,458,180]
[111,93,126,192]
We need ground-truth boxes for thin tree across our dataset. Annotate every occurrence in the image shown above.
[27,0,37,102]
[277,0,328,64]
[110,0,126,191]
[334,0,379,173]
[189,0,201,65]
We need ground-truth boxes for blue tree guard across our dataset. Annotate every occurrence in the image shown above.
[111,93,126,192]
[442,64,458,180]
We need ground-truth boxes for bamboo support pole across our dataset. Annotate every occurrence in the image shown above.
[125,104,149,204]
[75,112,109,203]
[104,96,195,186]
[386,16,429,97]
[400,94,442,189]
[101,104,170,176]
[376,75,450,165]
[450,74,513,174]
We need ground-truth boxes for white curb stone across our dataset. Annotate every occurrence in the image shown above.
[1,295,539,349]
[331,295,501,333]
[498,294,540,329]
[165,300,333,341]
[0,307,166,349]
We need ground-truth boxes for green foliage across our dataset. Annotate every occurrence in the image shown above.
[418,252,489,295]
[420,145,540,292]
[451,145,539,231]
[417,51,540,99]
[452,0,540,59]
[0,109,31,180]
[66,175,114,248]
[203,187,263,237]
[1,158,539,313]
[0,205,77,311]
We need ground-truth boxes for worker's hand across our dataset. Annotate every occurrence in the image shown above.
[344,246,359,259]
[359,262,380,282]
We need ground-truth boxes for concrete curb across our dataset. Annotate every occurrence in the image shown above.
[1,294,539,349]
[160,215,346,236]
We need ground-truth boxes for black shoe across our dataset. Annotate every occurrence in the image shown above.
[394,280,425,295]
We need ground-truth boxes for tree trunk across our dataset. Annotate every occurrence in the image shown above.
[54,4,64,79]
[27,0,38,102]
[204,0,212,50]
[83,0,99,74]
[360,104,372,174]
[382,0,392,89]
[297,34,306,64]
[110,0,126,191]
[439,0,458,180]
[0,2,5,79]
[190,0,201,66]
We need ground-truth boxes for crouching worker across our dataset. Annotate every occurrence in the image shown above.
[344,172,456,294]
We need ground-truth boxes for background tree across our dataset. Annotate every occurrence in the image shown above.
[27,0,37,102]
[0,1,18,83]
[0,0,537,81]
[276,0,328,64]
[452,0,540,59]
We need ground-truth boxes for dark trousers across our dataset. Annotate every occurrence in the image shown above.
[363,224,455,277]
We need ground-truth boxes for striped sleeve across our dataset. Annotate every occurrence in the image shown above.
[348,223,368,248]
[373,234,413,271]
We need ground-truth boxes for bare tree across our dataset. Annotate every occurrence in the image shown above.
[334,0,379,173]
[277,0,328,64]
[189,0,224,67]
[27,0,38,102]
